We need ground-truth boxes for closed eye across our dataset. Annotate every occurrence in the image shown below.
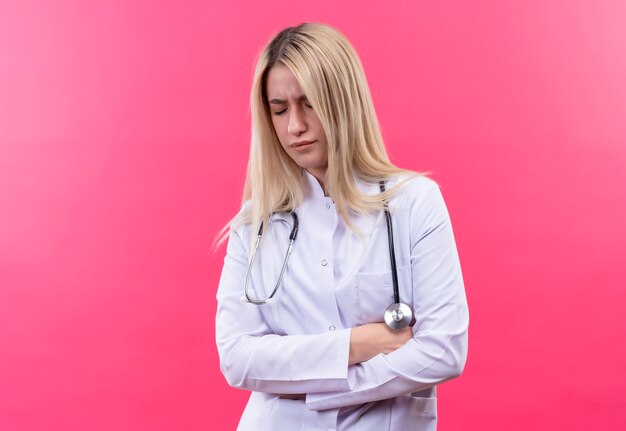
[272,103,313,116]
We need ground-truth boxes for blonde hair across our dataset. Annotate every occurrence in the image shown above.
[215,22,425,248]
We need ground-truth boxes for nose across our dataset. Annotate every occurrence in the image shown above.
[287,107,307,135]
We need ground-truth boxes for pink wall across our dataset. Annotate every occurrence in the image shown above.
[1,1,625,430]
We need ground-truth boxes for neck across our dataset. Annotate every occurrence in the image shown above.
[306,168,329,197]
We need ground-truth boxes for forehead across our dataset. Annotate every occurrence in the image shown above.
[265,65,305,100]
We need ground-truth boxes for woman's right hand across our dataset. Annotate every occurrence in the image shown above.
[348,323,413,366]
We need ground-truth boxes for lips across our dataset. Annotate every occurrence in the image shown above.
[291,140,315,148]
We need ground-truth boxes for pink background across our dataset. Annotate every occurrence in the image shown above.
[2,1,625,430]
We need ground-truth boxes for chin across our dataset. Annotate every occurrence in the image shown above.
[296,161,325,171]
[290,155,323,169]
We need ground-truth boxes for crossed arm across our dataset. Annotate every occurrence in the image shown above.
[215,180,469,410]
[277,323,413,400]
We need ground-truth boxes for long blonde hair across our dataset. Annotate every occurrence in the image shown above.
[215,22,425,248]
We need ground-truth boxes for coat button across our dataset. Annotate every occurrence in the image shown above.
[321,259,328,266]
[326,203,331,209]
[329,325,336,331]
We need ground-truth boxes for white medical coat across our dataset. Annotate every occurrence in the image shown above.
[216,171,469,430]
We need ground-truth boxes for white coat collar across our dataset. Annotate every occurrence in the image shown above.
[302,169,383,199]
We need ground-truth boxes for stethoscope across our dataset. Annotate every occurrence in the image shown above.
[243,181,414,330]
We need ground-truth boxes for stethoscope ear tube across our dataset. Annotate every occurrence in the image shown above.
[243,211,299,305]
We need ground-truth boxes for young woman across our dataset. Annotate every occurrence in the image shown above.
[215,22,469,431]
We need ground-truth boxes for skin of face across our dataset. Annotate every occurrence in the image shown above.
[265,65,329,186]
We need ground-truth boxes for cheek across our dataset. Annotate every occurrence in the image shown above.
[311,119,326,141]
[270,119,286,143]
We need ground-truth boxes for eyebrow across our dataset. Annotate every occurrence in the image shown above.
[268,95,309,104]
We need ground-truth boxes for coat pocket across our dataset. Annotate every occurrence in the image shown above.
[355,269,397,324]
[390,394,437,430]
[267,397,305,430]
[355,265,411,324]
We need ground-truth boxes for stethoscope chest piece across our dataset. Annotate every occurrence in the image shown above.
[384,302,414,330]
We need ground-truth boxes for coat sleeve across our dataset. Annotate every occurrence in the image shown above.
[305,179,469,410]
[215,219,353,394]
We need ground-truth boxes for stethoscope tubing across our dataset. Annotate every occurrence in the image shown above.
[242,181,413,329]
[243,212,299,304]
[380,181,401,305]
